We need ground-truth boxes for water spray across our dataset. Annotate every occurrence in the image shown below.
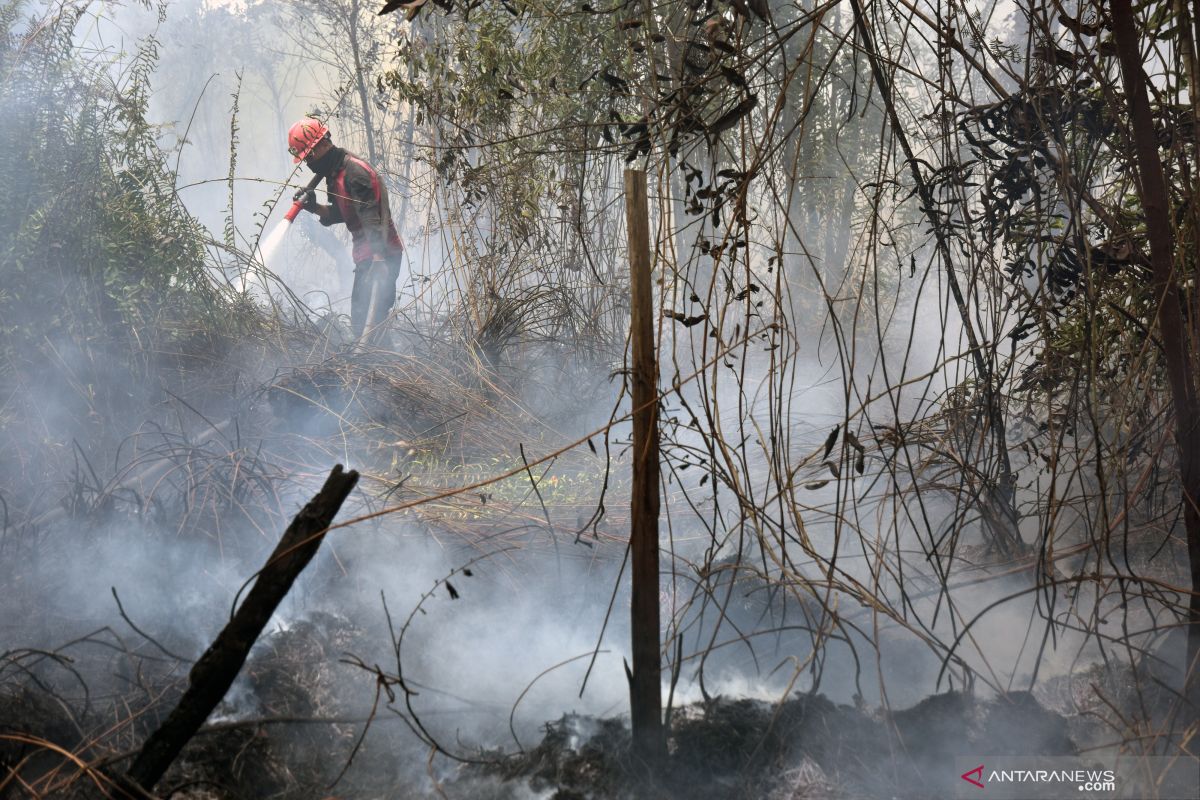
[257,173,325,272]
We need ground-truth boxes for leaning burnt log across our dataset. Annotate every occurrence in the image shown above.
[120,464,359,793]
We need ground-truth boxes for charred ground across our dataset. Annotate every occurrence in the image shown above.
[4,1,1200,798]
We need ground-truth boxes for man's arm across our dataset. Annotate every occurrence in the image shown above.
[315,200,343,227]
[298,186,344,226]
[315,205,341,225]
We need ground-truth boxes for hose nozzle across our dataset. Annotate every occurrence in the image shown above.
[283,173,323,223]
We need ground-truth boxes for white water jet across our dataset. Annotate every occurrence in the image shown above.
[258,219,292,268]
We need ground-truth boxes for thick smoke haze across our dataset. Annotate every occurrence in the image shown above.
[3,1,1196,798]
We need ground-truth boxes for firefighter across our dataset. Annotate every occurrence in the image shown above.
[288,117,404,341]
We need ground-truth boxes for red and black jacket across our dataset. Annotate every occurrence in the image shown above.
[320,149,404,263]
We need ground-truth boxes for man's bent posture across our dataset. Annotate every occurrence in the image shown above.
[288,117,404,341]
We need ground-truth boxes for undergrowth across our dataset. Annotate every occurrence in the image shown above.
[0,1,282,498]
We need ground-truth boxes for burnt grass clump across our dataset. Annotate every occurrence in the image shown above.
[468,690,1076,799]
[1,614,401,799]
[0,589,1099,800]
[5,607,1181,799]
[268,355,458,442]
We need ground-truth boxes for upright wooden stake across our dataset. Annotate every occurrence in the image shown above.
[624,168,664,761]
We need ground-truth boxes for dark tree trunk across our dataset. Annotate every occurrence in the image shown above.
[1111,0,1200,709]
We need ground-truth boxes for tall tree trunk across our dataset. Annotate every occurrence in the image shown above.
[1111,0,1200,709]
[348,0,378,166]
[396,104,415,229]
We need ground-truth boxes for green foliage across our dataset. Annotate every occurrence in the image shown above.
[377,4,635,353]
[954,57,1169,406]
[0,2,238,355]
[382,3,625,236]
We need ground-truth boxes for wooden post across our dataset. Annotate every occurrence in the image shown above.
[124,465,359,792]
[624,168,664,761]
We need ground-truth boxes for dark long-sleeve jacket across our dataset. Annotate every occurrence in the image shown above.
[320,148,404,263]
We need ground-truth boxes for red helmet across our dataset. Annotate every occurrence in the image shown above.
[287,117,329,163]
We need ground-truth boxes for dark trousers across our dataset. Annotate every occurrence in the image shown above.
[350,258,400,339]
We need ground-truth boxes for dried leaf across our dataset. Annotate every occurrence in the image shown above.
[378,0,424,18]
[706,94,758,136]
[822,425,840,459]
[664,309,708,327]
[601,69,630,93]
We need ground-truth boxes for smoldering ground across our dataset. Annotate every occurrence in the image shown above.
[4,238,1188,799]
[0,286,1114,800]
[0,342,624,793]
[2,195,1192,800]
[3,1,1198,798]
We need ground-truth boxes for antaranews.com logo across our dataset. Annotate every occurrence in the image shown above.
[952,756,1195,799]
[960,763,1116,793]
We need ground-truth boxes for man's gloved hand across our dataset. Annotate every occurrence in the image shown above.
[293,188,317,211]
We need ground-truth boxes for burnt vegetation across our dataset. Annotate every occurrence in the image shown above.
[2,0,1200,798]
